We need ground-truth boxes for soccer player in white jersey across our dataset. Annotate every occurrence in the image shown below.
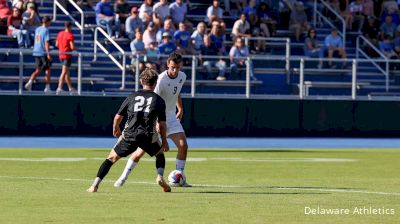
[114,52,191,187]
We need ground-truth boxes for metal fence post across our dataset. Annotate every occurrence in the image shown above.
[77,53,82,95]
[286,38,291,84]
[351,59,357,100]
[386,61,389,92]
[135,54,140,91]
[19,51,24,95]
[191,55,196,98]
[93,28,98,62]
[121,53,126,90]
[299,58,304,99]
[246,57,251,98]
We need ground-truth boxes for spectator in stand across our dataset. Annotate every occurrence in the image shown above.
[248,13,267,53]
[139,0,153,25]
[393,28,400,58]
[191,21,206,54]
[130,28,146,72]
[205,0,224,26]
[304,28,323,68]
[174,22,191,54]
[23,0,38,13]
[349,0,365,32]
[125,7,144,40]
[0,0,11,31]
[158,32,176,69]
[362,0,374,17]
[380,15,396,39]
[231,0,246,14]
[381,4,400,26]
[243,0,257,20]
[12,0,24,10]
[22,5,40,39]
[289,1,309,42]
[153,0,170,28]
[209,22,225,54]
[8,7,30,48]
[324,27,347,68]
[362,16,379,42]
[201,34,227,80]
[56,21,76,95]
[95,0,120,38]
[231,13,251,41]
[379,34,398,70]
[257,1,277,36]
[24,16,52,93]
[143,21,157,48]
[156,18,175,43]
[169,0,187,26]
[229,37,255,80]
[145,41,159,69]
[114,0,131,35]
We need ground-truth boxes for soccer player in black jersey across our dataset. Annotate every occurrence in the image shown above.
[87,68,171,193]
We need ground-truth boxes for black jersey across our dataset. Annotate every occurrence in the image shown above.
[117,90,166,142]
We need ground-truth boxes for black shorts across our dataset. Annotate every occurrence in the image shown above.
[113,136,162,157]
[61,58,72,67]
[35,56,52,70]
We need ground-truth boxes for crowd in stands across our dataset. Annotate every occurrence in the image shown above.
[2,0,400,77]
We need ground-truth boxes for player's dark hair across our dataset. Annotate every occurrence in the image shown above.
[65,21,72,28]
[42,16,52,24]
[140,68,158,86]
[167,52,182,64]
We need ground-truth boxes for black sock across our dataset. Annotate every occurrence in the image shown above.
[97,159,114,179]
[155,153,165,176]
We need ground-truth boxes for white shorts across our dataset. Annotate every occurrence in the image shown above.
[166,117,184,137]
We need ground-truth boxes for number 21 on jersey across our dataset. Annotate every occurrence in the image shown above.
[134,96,152,112]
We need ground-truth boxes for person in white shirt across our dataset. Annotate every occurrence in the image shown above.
[231,13,251,40]
[205,0,224,25]
[153,0,170,27]
[139,0,153,24]
[115,52,192,188]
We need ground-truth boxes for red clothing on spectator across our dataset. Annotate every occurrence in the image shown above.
[7,14,22,36]
[0,0,11,19]
[57,30,74,59]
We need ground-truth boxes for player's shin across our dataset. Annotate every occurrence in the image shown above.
[156,153,166,177]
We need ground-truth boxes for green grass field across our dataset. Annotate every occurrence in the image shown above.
[0,147,399,224]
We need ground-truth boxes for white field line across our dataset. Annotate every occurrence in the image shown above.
[0,175,398,196]
[0,157,357,162]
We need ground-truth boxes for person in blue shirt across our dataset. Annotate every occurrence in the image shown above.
[24,16,52,93]
[324,27,347,68]
[158,32,176,70]
[174,22,192,54]
[95,0,120,38]
[131,28,146,72]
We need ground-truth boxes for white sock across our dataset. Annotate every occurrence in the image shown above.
[45,84,50,89]
[119,158,137,181]
[176,159,186,171]
[92,177,102,188]
[27,79,33,84]
[157,168,164,177]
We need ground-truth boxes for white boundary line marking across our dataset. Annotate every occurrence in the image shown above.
[0,175,398,196]
[0,157,357,163]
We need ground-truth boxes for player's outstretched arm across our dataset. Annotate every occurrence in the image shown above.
[158,121,169,152]
[113,114,123,138]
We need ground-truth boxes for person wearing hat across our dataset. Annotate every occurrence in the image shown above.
[143,21,157,48]
[126,6,144,40]
[158,32,176,70]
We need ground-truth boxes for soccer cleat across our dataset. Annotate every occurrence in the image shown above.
[24,81,32,91]
[86,186,98,193]
[56,88,63,95]
[113,178,126,187]
[157,175,171,192]
[44,87,52,93]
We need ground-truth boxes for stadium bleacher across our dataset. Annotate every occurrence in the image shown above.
[0,0,399,97]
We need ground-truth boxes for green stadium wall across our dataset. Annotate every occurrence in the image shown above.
[1,95,400,137]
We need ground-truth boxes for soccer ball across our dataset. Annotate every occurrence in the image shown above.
[168,170,186,186]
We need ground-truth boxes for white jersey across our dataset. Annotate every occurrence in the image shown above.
[154,70,186,120]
